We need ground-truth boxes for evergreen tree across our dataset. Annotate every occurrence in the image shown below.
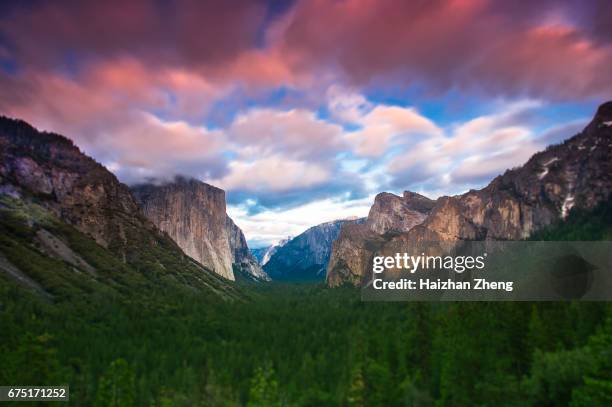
[95,358,136,407]
[247,364,280,407]
[570,314,612,406]
[347,364,365,407]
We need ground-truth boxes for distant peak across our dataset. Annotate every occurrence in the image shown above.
[402,191,433,201]
[594,100,612,123]
[374,191,401,201]
[132,175,224,194]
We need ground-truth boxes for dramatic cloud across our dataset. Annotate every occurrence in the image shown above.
[0,0,268,72]
[0,59,232,182]
[276,0,612,99]
[101,113,227,184]
[211,155,331,192]
[228,108,345,159]
[0,0,605,244]
[346,105,443,156]
[388,101,546,192]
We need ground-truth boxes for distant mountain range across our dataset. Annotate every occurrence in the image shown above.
[263,218,365,281]
[327,101,612,286]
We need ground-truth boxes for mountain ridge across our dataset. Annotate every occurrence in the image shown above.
[327,101,612,286]
[0,116,240,298]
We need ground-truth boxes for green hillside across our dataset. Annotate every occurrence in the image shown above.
[1,201,611,406]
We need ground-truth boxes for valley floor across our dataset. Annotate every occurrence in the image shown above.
[0,280,610,406]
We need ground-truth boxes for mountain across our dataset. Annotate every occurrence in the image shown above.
[366,191,436,234]
[0,116,239,298]
[131,178,268,282]
[250,247,268,264]
[130,179,234,280]
[264,218,365,281]
[250,237,291,266]
[327,192,435,286]
[226,216,270,281]
[327,101,612,287]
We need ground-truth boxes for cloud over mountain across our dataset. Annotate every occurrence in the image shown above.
[0,0,606,244]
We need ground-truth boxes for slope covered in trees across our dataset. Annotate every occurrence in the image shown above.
[0,201,610,406]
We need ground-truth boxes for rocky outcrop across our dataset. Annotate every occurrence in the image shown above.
[327,192,435,287]
[0,116,149,250]
[131,178,235,280]
[327,101,612,287]
[264,218,365,281]
[366,191,435,234]
[226,216,269,281]
[0,116,237,297]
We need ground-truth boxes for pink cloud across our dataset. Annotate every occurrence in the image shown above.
[0,59,230,183]
[228,108,345,160]
[274,0,612,99]
[0,0,267,72]
[211,155,331,192]
[346,105,443,156]
[3,1,611,100]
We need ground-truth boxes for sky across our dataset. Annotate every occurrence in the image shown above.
[0,0,611,247]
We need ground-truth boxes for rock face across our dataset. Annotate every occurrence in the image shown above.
[0,116,237,297]
[327,192,435,287]
[0,117,148,250]
[366,191,436,234]
[132,178,268,281]
[131,179,235,280]
[327,101,612,287]
[264,218,365,281]
[226,216,270,281]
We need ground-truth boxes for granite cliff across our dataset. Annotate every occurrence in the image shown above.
[327,101,612,287]
[131,179,235,280]
[327,192,435,286]
[132,178,267,281]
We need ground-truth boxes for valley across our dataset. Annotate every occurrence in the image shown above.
[0,103,610,405]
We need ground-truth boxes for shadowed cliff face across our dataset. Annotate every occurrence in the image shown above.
[327,101,612,287]
[226,216,269,281]
[264,218,366,281]
[0,116,150,250]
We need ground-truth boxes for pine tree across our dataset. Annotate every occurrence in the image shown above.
[247,364,280,407]
[570,314,612,406]
[95,358,136,407]
[347,365,365,407]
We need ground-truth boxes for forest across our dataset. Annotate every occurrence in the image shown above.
[0,201,611,406]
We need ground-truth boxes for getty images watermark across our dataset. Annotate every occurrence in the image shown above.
[361,241,612,301]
